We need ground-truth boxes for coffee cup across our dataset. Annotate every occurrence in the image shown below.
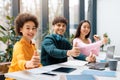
[109,59,118,71]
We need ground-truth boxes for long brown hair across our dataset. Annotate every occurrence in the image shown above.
[74,20,91,39]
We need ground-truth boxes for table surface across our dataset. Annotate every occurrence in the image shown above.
[4,59,120,80]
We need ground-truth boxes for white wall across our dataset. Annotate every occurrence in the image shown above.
[97,0,120,56]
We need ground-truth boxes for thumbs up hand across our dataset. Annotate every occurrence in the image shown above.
[67,42,80,57]
[86,52,96,63]
[25,51,40,69]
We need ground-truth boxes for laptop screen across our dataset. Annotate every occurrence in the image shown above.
[106,46,115,60]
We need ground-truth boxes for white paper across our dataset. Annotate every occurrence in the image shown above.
[60,60,88,67]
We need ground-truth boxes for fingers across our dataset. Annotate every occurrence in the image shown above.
[32,50,40,62]
[33,50,39,56]
[25,50,40,69]
[71,48,80,57]
[68,42,80,57]
[31,50,40,68]
[26,58,40,69]
[73,49,80,57]
[32,56,40,62]
[89,52,95,59]
[94,35,99,38]
[25,61,39,69]
[32,55,40,63]
[93,35,100,41]
[86,52,96,62]
[90,55,96,62]
[89,52,92,57]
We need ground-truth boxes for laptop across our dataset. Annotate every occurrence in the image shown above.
[106,45,115,61]
[105,45,120,61]
[114,56,120,61]
[86,45,115,69]
[113,46,120,61]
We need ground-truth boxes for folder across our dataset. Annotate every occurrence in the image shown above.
[66,75,96,80]
[82,70,116,77]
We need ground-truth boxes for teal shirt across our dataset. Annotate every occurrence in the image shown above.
[41,34,86,66]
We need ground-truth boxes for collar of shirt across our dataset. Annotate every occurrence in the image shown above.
[53,34,64,41]
[20,37,35,47]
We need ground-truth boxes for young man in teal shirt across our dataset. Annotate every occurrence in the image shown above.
[41,16,96,66]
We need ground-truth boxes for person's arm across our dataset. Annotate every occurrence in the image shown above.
[73,53,86,61]
[15,45,41,70]
[76,39,102,49]
[14,46,27,70]
[25,51,41,69]
[42,37,68,58]
[42,35,81,59]
[73,38,102,56]
[74,53,96,63]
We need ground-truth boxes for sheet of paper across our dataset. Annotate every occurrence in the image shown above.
[60,60,88,67]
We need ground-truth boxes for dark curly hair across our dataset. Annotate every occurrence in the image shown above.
[74,20,91,39]
[14,13,39,36]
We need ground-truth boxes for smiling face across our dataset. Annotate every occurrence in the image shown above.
[80,22,90,37]
[20,21,37,42]
[53,22,66,35]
